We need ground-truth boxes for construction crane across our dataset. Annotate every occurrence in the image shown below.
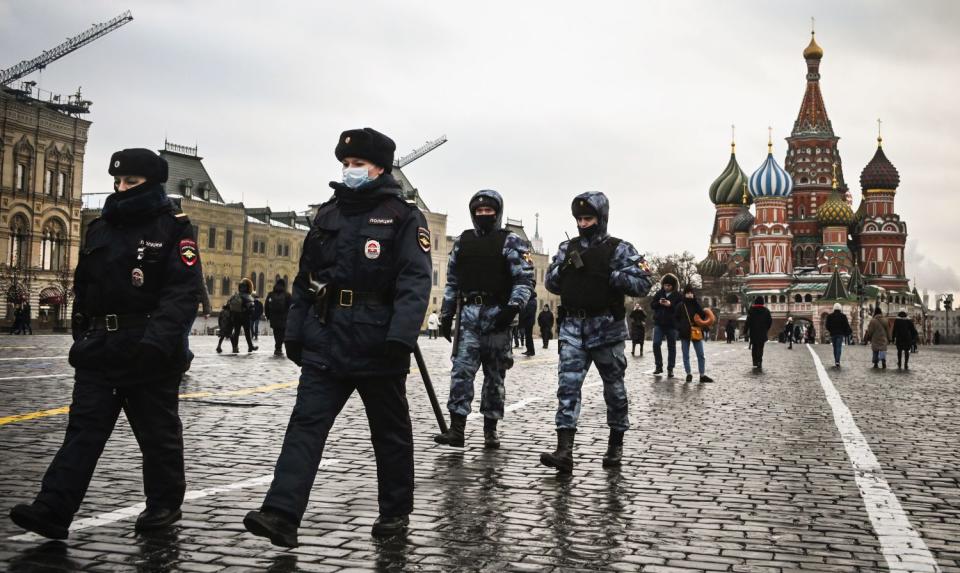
[394,135,447,168]
[0,10,134,87]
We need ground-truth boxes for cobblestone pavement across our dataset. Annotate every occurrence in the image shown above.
[1,334,958,572]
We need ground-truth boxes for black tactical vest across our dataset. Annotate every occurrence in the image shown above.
[560,237,625,318]
[456,229,511,302]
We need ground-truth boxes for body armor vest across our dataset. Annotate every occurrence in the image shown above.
[560,237,625,318]
[456,229,511,302]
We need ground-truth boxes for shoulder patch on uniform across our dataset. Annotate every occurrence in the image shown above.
[179,239,199,266]
[523,252,534,264]
[637,258,652,273]
[417,227,431,253]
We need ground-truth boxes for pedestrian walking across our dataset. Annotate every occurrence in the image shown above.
[806,323,816,344]
[538,303,555,349]
[864,307,890,369]
[891,310,918,370]
[629,303,646,356]
[264,278,291,356]
[215,303,233,353]
[650,273,681,377]
[745,296,772,371]
[934,330,941,345]
[426,309,439,339]
[21,302,33,334]
[540,192,652,473]
[521,291,537,356]
[251,294,263,340]
[434,190,535,450]
[825,303,852,368]
[227,278,257,353]
[675,285,715,383]
[8,305,23,334]
[725,319,736,344]
[243,128,431,545]
[9,148,202,539]
[783,316,794,349]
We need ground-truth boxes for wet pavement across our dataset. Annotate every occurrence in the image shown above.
[1,334,959,572]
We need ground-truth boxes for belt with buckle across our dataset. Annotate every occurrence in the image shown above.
[461,293,502,306]
[334,289,390,307]
[562,307,610,319]
[90,313,152,332]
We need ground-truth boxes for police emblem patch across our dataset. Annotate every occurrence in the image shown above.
[365,239,381,259]
[179,239,198,266]
[522,252,533,264]
[417,227,431,253]
[131,268,144,287]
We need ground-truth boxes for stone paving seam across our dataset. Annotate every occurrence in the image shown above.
[806,343,943,573]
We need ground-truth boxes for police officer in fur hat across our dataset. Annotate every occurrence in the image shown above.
[9,148,203,539]
[434,190,535,449]
[540,192,652,474]
[244,128,431,546]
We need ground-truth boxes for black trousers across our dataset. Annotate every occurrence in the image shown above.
[897,347,910,367]
[752,339,766,367]
[231,313,253,350]
[524,324,535,354]
[262,367,414,524]
[35,377,184,524]
[272,321,287,352]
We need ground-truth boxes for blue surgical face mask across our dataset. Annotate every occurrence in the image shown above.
[342,167,371,189]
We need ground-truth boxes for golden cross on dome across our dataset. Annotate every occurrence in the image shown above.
[767,126,773,153]
[731,124,736,152]
[811,16,816,35]
[832,162,838,190]
[877,118,883,146]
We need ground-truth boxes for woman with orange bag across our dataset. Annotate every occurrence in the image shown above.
[675,284,715,383]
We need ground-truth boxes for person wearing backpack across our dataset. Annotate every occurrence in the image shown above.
[216,303,234,353]
[264,279,291,356]
[674,285,714,383]
[228,278,257,353]
[251,294,264,341]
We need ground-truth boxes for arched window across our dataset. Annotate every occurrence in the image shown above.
[221,277,231,296]
[283,274,289,287]
[804,294,813,303]
[794,294,803,303]
[258,273,265,296]
[8,215,29,268]
[275,274,281,285]
[41,219,67,271]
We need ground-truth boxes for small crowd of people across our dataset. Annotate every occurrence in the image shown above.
[215,278,292,356]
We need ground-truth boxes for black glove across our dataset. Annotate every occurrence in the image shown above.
[385,340,412,362]
[134,342,168,370]
[440,315,453,342]
[71,313,89,342]
[493,305,519,331]
[285,340,303,366]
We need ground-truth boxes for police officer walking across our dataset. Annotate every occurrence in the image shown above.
[540,192,651,473]
[434,190,535,449]
[243,128,431,546]
[9,149,202,538]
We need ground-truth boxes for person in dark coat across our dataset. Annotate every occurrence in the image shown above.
[724,319,736,344]
[628,303,647,356]
[890,311,918,370]
[21,302,33,334]
[251,294,264,341]
[650,273,681,377]
[244,127,431,545]
[934,330,941,345]
[745,296,772,371]
[264,278,291,356]
[538,303,555,349]
[825,303,852,368]
[520,291,538,356]
[783,316,794,350]
[9,148,202,539]
[227,278,257,353]
[215,303,233,353]
[8,305,23,334]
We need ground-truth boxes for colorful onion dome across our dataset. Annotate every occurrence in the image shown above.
[803,31,823,60]
[709,143,750,205]
[732,205,755,233]
[697,253,726,278]
[817,192,855,227]
[749,137,794,199]
[859,138,900,191]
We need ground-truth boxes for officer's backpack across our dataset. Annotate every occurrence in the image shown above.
[228,293,244,313]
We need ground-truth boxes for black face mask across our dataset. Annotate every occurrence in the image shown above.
[578,224,599,240]
[474,214,497,233]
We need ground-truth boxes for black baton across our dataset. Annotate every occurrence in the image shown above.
[413,343,448,433]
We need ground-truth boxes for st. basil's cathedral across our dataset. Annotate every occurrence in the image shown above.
[697,29,920,339]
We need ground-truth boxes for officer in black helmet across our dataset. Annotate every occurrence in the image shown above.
[244,128,432,546]
[9,148,203,539]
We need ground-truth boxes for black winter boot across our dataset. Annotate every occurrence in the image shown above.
[243,508,298,548]
[483,417,500,449]
[602,430,625,468]
[540,428,576,473]
[881,359,887,369]
[9,503,69,540]
[434,413,466,447]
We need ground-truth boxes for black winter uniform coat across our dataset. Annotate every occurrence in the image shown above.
[69,183,202,385]
[285,174,432,377]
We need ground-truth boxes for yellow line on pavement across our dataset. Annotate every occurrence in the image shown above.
[0,382,300,427]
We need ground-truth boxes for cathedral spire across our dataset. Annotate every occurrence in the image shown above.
[793,27,833,137]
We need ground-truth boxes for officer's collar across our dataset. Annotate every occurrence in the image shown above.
[102,182,171,223]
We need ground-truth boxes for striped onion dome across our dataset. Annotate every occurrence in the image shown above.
[749,148,794,199]
[708,145,750,205]
[731,205,755,233]
[697,253,726,278]
[817,190,855,227]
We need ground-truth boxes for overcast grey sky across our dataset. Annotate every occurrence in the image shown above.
[2,0,958,299]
